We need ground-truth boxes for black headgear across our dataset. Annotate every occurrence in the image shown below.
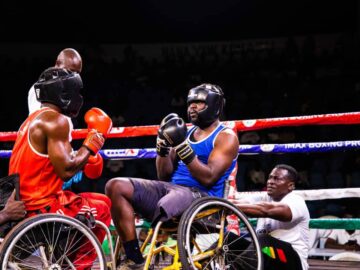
[187,83,225,128]
[34,67,83,118]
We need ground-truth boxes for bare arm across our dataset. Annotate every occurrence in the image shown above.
[0,191,26,224]
[187,129,239,187]
[229,199,293,222]
[32,111,91,181]
[325,237,360,251]
[156,149,177,180]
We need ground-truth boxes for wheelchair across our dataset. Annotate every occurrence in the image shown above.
[0,173,116,269]
[114,197,263,270]
[0,213,115,270]
[0,197,262,270]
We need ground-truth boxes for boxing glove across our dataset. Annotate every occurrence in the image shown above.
[158,113,187,147]
[158,113,195,164]
[83,130,105,155]
[84,107,113,137]
[156,136,170,157]
[84,153,103,179]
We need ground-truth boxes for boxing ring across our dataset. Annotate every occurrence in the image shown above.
[1,111,360,269]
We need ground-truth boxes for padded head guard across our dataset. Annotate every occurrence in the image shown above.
[34,67,83,118]
[187,83,225,128]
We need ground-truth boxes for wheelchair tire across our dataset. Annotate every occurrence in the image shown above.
[0,213,106,269]
[177,197,263,270]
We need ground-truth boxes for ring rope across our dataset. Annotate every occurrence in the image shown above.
[1,111,360,141]
[234,188,360,201]
[1,140,360,159]
[245,219,360,230]
[309,219,360,230]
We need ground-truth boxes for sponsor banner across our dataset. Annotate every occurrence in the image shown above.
[2,141,360,159]
[239,140,360,154]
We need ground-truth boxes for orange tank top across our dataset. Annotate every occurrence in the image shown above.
[9,108,66,211]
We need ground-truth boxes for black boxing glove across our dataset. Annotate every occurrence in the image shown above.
[158,113,187,146]
[158,113,195,164]
[156,113,178,157]
[156,136,170,157]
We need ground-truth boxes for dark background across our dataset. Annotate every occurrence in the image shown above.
[1,0,360,217]
[0,1,357,43]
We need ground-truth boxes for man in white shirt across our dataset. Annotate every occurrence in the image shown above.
[28,48,82,114]
[325,212,360,251]
[230,164,310,270]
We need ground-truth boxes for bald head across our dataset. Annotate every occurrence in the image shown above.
[55,48,82,73]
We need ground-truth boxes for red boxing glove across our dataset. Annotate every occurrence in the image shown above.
[84,153,103,179]
[83,130,104,155]
[84,107,113,137]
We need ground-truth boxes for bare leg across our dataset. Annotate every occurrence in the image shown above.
[105,178,137,241]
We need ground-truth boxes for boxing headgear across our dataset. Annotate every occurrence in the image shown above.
[34,67,83,118]
[187,83,225,128]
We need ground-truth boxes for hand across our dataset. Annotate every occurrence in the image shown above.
[156,113,179,157]
[84,107,113,137]
[83,130,105,155]
[158,113,195,164]
[84,153,103,179]
[3,191,26,221]
[156,136,171,157]
[158,113,187,147]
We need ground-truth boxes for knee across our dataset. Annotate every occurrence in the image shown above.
[105,177,131,199]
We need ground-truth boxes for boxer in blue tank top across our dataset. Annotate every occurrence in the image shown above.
[171,123,236,197]
[106,84,239,268]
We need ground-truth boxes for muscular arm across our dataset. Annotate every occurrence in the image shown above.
[156,149,177,180]
[31,111,91,181]
[230,200,293,222]
[187,129,239,187]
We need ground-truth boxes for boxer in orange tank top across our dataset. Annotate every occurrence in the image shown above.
[9,67,113,269]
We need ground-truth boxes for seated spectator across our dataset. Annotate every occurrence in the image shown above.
[309,215,338,249]
[325,212,360,251]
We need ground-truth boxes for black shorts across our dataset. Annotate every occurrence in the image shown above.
[129,178,207,224]
[223,232,303,270]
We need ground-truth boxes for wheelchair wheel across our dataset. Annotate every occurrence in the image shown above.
[0,214,106,270]
[178,197,262,270]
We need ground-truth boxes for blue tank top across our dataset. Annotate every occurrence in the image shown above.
[171,123,237,197]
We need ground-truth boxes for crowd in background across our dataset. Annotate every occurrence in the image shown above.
[1,32,360,219]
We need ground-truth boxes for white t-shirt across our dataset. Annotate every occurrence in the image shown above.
[328,229,360,245]
[28,84,41,114]
[245,192,310,270]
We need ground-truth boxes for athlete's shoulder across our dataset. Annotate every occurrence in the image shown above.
[33,109,70,134]
[218,126,239,143]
